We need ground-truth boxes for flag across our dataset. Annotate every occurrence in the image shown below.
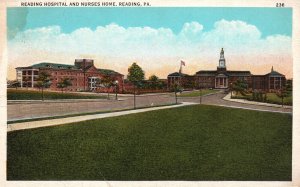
[179,60,185,74]
[181,60,186,66]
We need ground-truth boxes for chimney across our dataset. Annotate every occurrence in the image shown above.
[74,59,94,69]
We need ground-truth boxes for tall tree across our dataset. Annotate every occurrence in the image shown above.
[57,78,72,93]
[35,72,52,101]
[148,75,159,90]
[232,79,248,96]
[170,83,182,104]
[101,74,114,99]
[127,62,145,109]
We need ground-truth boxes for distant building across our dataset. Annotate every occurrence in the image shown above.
[16,59,124,92]
[168,48,286,92]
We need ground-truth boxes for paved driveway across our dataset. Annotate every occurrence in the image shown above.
[7,94,175,121]
[179,93,292,113]
[7,92,292,121]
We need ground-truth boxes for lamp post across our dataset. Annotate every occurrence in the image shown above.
[114,80,119,100]
[198,82,202,104]
[199,86,202,104]
[230,83,233,98]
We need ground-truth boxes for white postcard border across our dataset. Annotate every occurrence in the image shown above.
[0,0,299,187]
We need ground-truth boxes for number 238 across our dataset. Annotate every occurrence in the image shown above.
[276,3,285,7]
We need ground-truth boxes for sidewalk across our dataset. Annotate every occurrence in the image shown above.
[223,93,292,109]
[7,102,197,132]
[7,98,124,104]
[7,88,172,97]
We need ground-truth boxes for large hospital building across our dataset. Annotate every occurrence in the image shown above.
[16,59,124,92]
[168,48,286,92]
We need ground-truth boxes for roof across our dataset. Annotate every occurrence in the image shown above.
[196,70,216,74]
[168,72,189,77]
[196,70,217,76]
[196,70,251,77]
[216,73,229,77]
[227,71,251,76]
[25,62,80,70]
[83,65,94,71]
[16,62,124,76]
[266,70,284,77]
[98,69,123,76]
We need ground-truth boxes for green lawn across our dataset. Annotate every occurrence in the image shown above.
[232,92,292,106]
[178,89,219,97]
[266,93,292,105]
[7,89,107,100]
[7,105,292,181]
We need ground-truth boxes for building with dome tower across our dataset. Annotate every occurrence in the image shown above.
[168,48,286,92]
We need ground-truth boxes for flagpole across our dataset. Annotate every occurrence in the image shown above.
[179,61,182,88]
[179,61,182,74]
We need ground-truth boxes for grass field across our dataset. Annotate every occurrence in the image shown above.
[178,89,219,97]
[7,105,292,181]
[266,93,293,105]
[7,89,107,100]
[232,92,292,106]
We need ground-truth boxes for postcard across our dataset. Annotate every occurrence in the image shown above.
[0,0,299,187]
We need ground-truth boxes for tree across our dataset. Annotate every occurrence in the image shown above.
[11,81,21,90]
[170,83,182,104]
[101,74,114,100]
[23,77,30,90]
[232,79,248,96]
[127,62,145,109]
[35,72,52,101]
[157,80,167,90]
[285,79,292,93]
[276,87,289,107]
[229,82,233,98]
[148,75,159,90]
[57,78,72,93]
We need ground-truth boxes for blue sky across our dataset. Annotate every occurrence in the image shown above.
[7,7,293,79]
[8,7,292,38]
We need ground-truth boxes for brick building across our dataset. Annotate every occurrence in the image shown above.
[168,48,286,92]
[16,59,124,92]
[167,72,195,90]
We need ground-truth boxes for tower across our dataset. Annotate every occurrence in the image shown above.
[217,48,226,71]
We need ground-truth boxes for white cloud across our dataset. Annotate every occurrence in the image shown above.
[9,19,291,58]
[8,19,292,79]
[202,19,261,49]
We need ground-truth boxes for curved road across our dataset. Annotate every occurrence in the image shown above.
[7,92,292,121]
[179,93,292,113]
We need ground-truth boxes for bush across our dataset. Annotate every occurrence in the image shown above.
[263,93,267,102]
[258,92,263,101]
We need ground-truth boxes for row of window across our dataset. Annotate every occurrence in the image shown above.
[51,71,106,78]
[52,72,84,76]
[269,77,283,81]
[199,77,212,81]
[22,71,39,75]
